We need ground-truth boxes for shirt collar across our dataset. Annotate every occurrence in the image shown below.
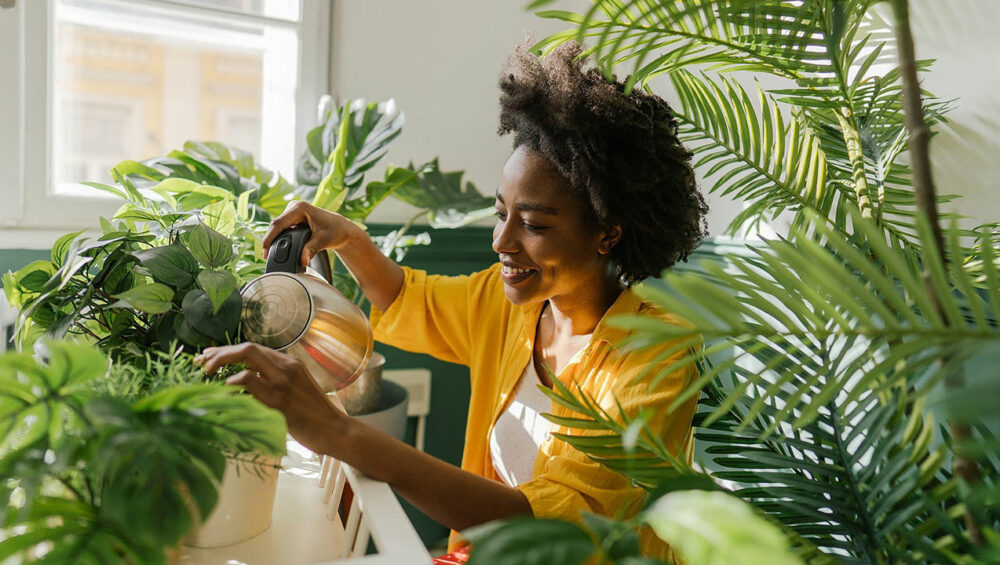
[519,286,643,351]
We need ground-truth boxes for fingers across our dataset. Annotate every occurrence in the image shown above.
[300,243,319,267]
[225,368,274,403]
[194,342,281,379]
[262,202,311,258]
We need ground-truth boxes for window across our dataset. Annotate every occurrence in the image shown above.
[0,0,329,242]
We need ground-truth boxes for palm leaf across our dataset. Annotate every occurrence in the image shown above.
[535,1,877,96]
[667,69,829,237]
[540,376,699,489]
[696,366,976,562]
[613,212,1000,435]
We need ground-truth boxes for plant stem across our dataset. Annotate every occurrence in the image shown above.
[889,0,983,546]
[834,109,876,222]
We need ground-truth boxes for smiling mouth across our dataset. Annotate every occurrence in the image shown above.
[500,264,536,283]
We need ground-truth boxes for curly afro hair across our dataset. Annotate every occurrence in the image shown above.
[498,42,708,283]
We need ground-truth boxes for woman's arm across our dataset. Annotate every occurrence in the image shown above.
[194,343,532,531]
[262,201,404,311]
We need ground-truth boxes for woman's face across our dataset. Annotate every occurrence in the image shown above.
[492,146,620,306]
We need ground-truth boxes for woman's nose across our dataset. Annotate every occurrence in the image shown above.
[492,220,517,254]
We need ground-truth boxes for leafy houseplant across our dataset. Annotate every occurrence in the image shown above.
[463,1,999,563]
[0,342,287,564]
[4,96,494,356]
[293,98,495,303]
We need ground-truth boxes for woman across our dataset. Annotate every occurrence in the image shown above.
[195,43,708,560]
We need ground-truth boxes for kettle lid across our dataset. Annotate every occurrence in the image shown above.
[241,273,312,350]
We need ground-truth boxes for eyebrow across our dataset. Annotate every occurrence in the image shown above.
[495,193,559,215]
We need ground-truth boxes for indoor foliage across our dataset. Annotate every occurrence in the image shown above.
[0,342,287,564]
[465,1,999,564]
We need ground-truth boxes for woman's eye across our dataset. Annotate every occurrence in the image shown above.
[523,222,549,232]
[495,211,507,221]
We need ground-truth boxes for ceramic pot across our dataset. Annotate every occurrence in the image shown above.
[183,455,280,548]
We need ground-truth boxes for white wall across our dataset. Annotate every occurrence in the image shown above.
[330,0,999,234]
[327,0,743,235]
[907,0,1000,227]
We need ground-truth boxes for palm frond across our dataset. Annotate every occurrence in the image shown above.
[698,366,978,563]
[536,1,877,97]
[540,376,700,490]
[668,69,829,237]
[614,211,1000,434]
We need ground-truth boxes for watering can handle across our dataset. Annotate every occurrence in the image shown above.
[265,226,334,283]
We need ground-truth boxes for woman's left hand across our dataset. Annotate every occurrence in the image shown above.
[194,343,348,456]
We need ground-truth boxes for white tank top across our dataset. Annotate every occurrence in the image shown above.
[489,360,553,487]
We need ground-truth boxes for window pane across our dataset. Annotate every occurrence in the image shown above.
[53,0,299,192]
[168,0,300,21]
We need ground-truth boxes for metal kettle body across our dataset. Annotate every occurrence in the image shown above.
[240,226,373,393]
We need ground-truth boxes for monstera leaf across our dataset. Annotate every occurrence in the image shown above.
[391,159,495,228]
[296,98,405,197]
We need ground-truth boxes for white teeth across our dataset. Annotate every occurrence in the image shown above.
[501,265,532,275]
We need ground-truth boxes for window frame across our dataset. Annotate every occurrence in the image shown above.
[0,0,330,247]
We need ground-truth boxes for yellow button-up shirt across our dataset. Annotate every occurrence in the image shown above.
[370,263,698,558]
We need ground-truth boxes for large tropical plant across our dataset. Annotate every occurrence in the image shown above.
[464,1,999,563]
[0,342,287,564]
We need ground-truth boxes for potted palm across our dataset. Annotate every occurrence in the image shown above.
[462,1,1000,563]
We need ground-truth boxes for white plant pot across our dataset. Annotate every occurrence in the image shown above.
[183,455,281,548]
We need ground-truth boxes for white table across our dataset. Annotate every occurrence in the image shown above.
[178,441,432,565]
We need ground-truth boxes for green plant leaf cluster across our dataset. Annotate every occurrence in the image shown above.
[294,99,494,297]
[0,342,286,564]
[535,0,960,251]
[3,211,246,359]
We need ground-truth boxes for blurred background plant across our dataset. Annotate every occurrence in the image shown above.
[460,1,1000,563]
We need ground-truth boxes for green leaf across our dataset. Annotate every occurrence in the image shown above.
[201,199,238,236]
[188,222,234,268]
[643,490,803,565]
[132,242,200,288]
[150,177,233,200]
[296,97,404,192]
[464,518,595,565]
[312,105,351,212]
[391,159,494,228]
[112,283,175,314]
[180,288,242,343]
[0,403,49,455]
[581,512,640,561]
[51,230,87,268]
[197,270,237,314]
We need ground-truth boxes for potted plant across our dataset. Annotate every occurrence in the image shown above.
[461,1,1000,563]
[0,341,286,563]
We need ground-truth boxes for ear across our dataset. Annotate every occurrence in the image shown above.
[598,225,623,255]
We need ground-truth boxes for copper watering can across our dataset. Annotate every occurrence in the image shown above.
[240,226,373,394]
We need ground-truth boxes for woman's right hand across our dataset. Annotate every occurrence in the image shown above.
[262,201,362,267]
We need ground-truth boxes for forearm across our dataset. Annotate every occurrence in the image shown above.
[335,230,405,311]
[326,418,533,532]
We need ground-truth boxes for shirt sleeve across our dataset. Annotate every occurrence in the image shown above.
[369,266,490,367]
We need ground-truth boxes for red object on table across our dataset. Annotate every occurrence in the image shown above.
[432,545,470,565]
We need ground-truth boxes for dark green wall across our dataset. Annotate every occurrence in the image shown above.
[0,249,50,280]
